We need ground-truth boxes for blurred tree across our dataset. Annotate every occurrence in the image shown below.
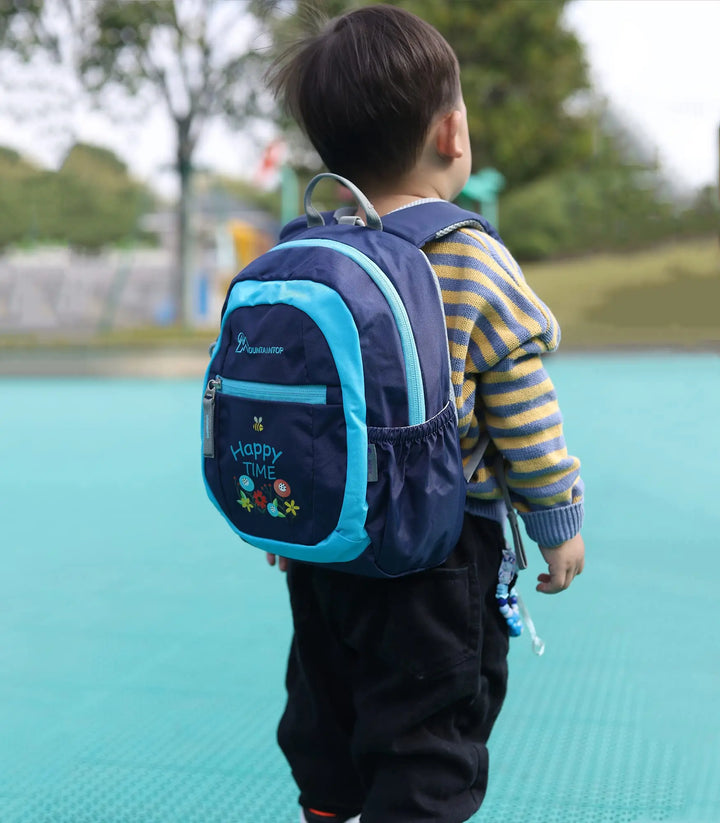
[0,0,54,57]
[498,118,703,261]
[0,1,59,221]
[0,146,39,249]
[0,141,153,251]
[0,2,80,177]
[53,142,151,251]
[260,0,593,188]
[62,0,271,324]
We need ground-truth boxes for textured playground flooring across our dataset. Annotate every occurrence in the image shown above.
[1,354,719,823]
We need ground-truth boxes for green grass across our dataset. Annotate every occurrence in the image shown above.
[0,324,213,352]
[524,237,720,349]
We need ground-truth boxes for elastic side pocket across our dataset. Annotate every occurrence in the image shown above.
[366,401,466,576]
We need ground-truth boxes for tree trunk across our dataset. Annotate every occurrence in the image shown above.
[175,148,194,327]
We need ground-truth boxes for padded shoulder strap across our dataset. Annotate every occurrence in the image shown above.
[380,201,503,248]
[279,202,503,248]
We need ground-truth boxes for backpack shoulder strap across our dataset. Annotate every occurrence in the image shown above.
[278,196,503,249]
[380,201,503,248]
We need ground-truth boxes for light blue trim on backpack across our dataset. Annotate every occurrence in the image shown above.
[271,239,426,426]
[202,279,370,563]
[216,377,328,406]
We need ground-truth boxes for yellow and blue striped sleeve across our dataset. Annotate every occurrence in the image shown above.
[424,227,584,547]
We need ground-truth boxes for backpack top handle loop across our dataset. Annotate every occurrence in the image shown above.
[304,173,383,231]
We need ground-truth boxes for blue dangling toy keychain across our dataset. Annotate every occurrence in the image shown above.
[494,454,545,656]
[496,549,522,636]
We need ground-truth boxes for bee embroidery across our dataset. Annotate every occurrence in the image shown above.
[253,416,264,432]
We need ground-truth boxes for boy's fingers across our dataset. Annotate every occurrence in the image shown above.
[266,553,289,572]
[537,566,574,594]
[537,572,563,594]
[266,553,289,571]
[536,573,550,593]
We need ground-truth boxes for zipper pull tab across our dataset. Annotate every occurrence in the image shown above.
[203,378,220,458]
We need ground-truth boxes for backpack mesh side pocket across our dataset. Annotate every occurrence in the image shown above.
[366,401,465,576]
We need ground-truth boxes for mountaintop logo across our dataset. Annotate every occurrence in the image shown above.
[236,332,284,355]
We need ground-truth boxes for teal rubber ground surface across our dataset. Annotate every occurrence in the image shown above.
[1,353,719,823]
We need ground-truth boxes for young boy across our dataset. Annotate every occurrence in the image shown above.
[266,6,585,822]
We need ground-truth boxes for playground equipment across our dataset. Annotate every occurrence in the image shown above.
[462,168,505,228]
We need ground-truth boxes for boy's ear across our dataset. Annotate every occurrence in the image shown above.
[435,109,465,160]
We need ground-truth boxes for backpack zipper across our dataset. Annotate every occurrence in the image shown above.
[270,239,426,426]
[203,378,220,457]
[214,377,327,405]
[202,377,328,459]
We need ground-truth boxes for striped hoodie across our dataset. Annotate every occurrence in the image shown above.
[423,227,584,548]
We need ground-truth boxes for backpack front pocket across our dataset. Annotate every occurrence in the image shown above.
[204,377,347,547]
[202,278,370,564]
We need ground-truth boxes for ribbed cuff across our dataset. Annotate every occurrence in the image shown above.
[519,501,584,547]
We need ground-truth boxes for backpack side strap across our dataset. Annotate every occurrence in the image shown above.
[463,433,528,570]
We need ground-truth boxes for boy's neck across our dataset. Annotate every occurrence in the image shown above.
[365,191,446,218]
[362,160,467,217]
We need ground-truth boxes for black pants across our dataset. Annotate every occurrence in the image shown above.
[278,514,510,823]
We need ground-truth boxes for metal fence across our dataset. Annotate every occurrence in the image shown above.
[0,247,176,333]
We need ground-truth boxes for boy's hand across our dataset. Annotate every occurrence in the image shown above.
[266,553,289,572]
[537,534,585,594]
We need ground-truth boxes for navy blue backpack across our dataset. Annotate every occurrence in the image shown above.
[202,174,502,577]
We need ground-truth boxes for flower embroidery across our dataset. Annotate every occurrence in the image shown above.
[236,480,296,518]
[274,479,291,498]
[285,499,300,516]
[267,499,286,518]
[239,475,255,492]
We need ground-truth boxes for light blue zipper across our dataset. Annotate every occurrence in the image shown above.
[216,376,327,405]
[270,239,426,426]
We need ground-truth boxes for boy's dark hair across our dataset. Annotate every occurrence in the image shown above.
[267,4,460,188]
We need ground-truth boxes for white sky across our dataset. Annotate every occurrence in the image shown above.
[564,0,720,191]
[1,0,718,196]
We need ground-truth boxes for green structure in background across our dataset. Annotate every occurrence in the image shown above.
[462,168,505,228]
[280,165,300,227]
